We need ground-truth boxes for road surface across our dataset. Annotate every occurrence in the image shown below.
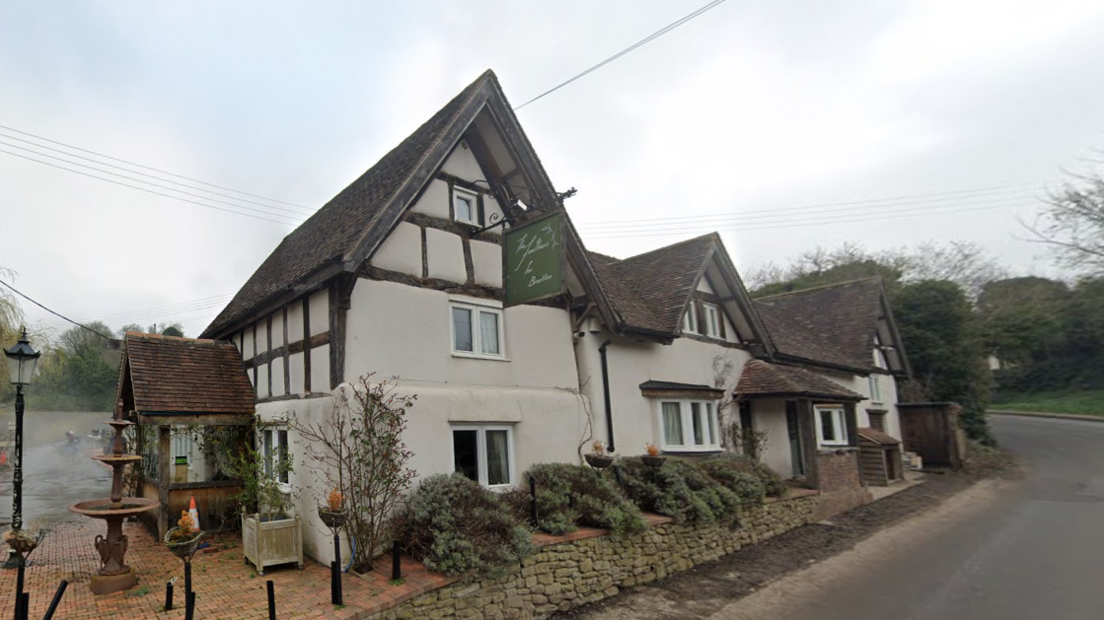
[711,414,1104,619]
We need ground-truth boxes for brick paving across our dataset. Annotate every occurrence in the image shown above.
[1,519,453,620]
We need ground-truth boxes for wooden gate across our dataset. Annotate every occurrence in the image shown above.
[897,402,964,469]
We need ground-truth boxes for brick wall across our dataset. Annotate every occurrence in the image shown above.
[378,494,820,620]
[816,450,862,492]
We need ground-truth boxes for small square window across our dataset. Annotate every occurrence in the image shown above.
[815,406,849,447]
[450,302,504,359]
[453,189,478,225]
[451,425,515,488]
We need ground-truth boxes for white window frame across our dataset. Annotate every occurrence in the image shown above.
[682,301,699,334]
[449,300,506,360]
[655,399,721,452]
[259,425,292,492]
[868,374,883,404]
[702,303,721,339]
[815,405,849,447]
[452,188,479,226]
[450,424,516,489]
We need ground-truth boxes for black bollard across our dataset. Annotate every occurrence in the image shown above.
[14,559,25,620]
[267,580,276,620]
[331,561,342,605]
[184,592,195,620]
[164,580,174,611]
[42,580,68,620]
[18,593,29,620]
[391,540,401,581]
[184,561,192,598]
[529,476,537,526]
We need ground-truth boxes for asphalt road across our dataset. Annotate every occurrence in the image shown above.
[715,415,1104,620]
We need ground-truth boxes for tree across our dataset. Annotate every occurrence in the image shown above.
[976,277,1071,366]
[29,322,119,411]
[0,266,23,404]
[289,374,417,571]
[145,322,185,337]
[118,323,145,337]
[1026,170,1104,275]
[895,281,994,444]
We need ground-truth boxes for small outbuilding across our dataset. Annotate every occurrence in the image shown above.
[116,332,255,538]
[858,427,904,486]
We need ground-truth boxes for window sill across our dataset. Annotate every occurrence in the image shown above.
[818,446,858,454]
[451,352,510,362]
[661,446,723,454]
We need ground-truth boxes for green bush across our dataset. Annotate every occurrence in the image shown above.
[698,459,766,505]
[701,455,787,498]
[395,474,532,577]
[510,463,647,536]
[616,457,741,523]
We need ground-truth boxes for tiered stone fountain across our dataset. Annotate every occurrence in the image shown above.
[69,414,159,594]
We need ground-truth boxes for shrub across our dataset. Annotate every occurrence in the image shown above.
[616,457,741,523]
[703,454,787,498]
[512,463,646,536]
[698,459,766,505]
[395,474,532,577]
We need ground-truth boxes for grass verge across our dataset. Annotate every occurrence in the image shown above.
[991,389,1104,417]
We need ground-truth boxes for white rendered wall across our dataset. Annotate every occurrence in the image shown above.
[575,325,753,457]
[288,303,304,344]
[289,352,305,394]
[410,179,450,220]
[309,290,328,337]
[750,398,794,477]
[271,357,285,397]
[256,365,269,399]
[815,370,903,442]
[370,221,422,276]
[470,240,502,288]
[425,228,466,283]
[311,344,330,393]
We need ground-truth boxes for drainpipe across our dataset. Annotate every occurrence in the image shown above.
[598,340,615,452]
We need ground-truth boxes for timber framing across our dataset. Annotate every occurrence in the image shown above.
[242,331,330,370]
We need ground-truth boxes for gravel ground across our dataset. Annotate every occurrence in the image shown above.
[554,462,1018,620]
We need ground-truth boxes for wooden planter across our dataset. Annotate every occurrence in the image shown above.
[242,513,303,575]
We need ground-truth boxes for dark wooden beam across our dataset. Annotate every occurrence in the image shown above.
[330,273,356,390]
[282,306,290,396]
[796,399,820,490]
[302,297,311,394]
[266,314,273,398]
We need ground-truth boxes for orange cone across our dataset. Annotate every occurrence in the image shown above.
[0,450,6,465]
[189,496,200,531]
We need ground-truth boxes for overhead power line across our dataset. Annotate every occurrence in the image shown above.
[0,131,314,216]
[514,0,729,110]
[0,279,114,340]
[0,147,300,226]
[0,122,311,210]
[48,294,235,328]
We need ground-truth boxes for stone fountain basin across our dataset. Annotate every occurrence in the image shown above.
[70,498,159,519]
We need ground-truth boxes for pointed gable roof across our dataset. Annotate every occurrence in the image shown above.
[586,233,772,348]
[756,277,910,375]
[203,70,557,339]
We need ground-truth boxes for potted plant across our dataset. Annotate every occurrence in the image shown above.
[165,511,203,558]
[231,437,302,576]
[2,529,38,556]
[584,440,614,470]
[318,488,347,529]
[642,443,666,468]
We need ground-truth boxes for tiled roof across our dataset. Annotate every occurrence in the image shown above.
[756,278,884,371]
[123,332,255,414]
[202,71,494,338]
[736,359,865,401]
[859,427,900,446]
[754,302,868,371]
[587,234,717,336]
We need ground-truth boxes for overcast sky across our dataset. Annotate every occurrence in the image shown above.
[2,0,1103,339]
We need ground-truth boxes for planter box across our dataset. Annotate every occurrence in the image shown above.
[242,513,303,575]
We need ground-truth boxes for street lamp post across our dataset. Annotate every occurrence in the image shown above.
[4,327,41,570]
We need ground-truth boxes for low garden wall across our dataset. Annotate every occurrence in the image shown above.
[379,491,819,620]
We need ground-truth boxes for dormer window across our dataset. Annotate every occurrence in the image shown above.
[682,301,699,334]
[453,188,478,226]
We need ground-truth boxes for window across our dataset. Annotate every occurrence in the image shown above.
[868,411,887,432]
[868,375,883,403]
[682,301,699,334]
[815,405,849,447]
[451,425,515,488]
[657,400,720,451]
[450,302,504,359]
[703,303,721,339]
[453,188,478,225]
[261,427,290,488]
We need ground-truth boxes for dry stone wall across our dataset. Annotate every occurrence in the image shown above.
[378,493,818,620]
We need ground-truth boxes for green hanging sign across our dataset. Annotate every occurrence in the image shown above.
[504,211,565,307]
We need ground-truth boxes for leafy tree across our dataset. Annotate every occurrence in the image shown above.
[28,322,119,411]
[1025,169,1104,275]
[0,266,23,404]
[895,281,994,444]
[147,322,185,337]
[977,277,1070,366]
[118,323,144,337]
